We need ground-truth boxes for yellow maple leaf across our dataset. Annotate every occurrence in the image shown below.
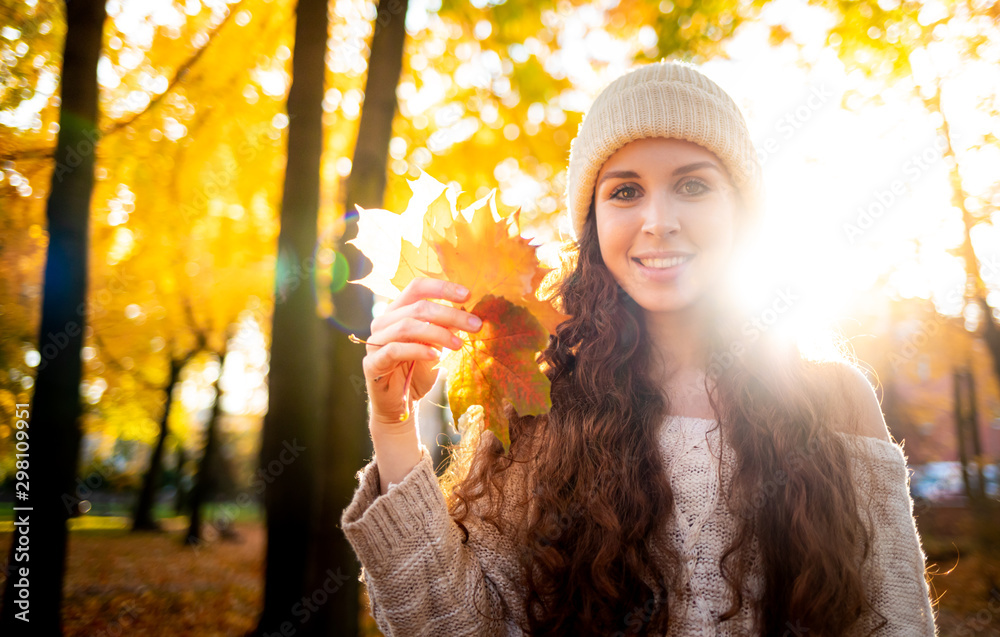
[348,169,571,450]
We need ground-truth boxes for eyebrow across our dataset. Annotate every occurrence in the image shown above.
[596,162,723,188]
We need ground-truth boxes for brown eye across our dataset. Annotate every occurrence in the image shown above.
[610,184,639,201]
[680,178,710,196]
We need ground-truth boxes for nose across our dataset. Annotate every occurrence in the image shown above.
[642,188,681,237]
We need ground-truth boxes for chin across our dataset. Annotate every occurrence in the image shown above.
[627,288,703,314]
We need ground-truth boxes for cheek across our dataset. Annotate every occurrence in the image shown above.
[691,212,736,254]
[596,217,622,262]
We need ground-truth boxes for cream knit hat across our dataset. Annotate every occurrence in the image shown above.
[565,60,763,240]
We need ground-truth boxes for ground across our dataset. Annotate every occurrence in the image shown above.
[0,512,382,637]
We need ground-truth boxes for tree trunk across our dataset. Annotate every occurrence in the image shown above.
[963,367,986,503]
[316,0,410,633]
[954,368,974,501]
[133,358,182,531]
[174,443,189,516]
[0,1,107,632]
[933,90,1000,402]
[251,0,329,633]
[976,294,1000,397]
[186,347,226,546]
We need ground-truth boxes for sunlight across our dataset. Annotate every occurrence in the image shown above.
[2,0,995,631]
[697,31,996,351]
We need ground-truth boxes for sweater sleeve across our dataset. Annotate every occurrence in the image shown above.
[339,441,530,637]
[838,433,938,636]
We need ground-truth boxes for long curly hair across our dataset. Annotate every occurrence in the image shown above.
[438,197,891,636]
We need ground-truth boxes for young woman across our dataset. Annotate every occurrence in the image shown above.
[341,61,937,636]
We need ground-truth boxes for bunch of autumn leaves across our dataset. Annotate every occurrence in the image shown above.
[348,171,569,452]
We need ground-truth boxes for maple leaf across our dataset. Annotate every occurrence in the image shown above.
[390,183,506,296]
[348,169,571,449]
[388,184,473,294]
[439,295,551,453]
[521,262,567,336]
[346,171,448,298]
[432,203,539,307]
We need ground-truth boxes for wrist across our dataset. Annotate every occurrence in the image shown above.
[370,411,417,438]
[370,416,422,495]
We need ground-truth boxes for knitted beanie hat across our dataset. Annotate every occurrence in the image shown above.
[565,60,764,240]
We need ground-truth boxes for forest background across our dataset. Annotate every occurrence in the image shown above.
[1,0,1000,634]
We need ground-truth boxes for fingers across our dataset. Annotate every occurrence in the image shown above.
[364,277,484,389]
[363,342,439,382]
[373,279,483,337]
[386,277,470,314]
[386,316,464,351]
[376,299,482,338]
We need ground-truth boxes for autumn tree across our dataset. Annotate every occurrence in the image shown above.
[252,0,328,633]
[813,0,1000,479]
[793,0,1000,386]
[186,326,234,545]
[125,304,208,531]
[0,0,107,632]
[314,0,412,631]
[77,0,281,541]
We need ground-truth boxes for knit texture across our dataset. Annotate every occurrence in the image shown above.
[340,416,938,636]
[565,60,764,240]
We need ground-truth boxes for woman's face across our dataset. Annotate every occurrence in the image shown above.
[593,136,739,315]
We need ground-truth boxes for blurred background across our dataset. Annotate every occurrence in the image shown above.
[0,0,998,634]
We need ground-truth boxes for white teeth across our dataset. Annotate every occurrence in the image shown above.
[638,255,692,269]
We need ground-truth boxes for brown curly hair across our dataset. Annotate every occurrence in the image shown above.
[438,199,891,636]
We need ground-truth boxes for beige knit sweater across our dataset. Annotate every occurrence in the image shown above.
[340,415,938,636]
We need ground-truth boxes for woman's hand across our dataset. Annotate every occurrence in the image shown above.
[361,276,483,434]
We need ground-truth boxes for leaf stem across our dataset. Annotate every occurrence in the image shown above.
[400,361,416,421]
[349,333,385,347]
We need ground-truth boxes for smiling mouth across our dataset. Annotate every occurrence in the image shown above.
[632,255,695,269]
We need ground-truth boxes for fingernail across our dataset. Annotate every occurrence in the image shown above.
[456,285,469,298]
[468,315,482,329]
